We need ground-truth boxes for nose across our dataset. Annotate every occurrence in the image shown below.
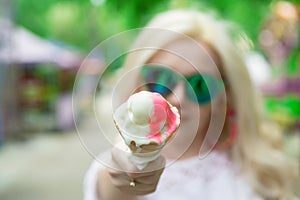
[166,82,185,109]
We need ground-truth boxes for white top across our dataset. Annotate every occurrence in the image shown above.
[83,151,262,200]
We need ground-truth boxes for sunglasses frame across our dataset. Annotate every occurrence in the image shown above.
[140,65,225,105]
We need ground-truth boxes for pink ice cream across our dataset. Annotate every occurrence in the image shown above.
[142,92,178,144]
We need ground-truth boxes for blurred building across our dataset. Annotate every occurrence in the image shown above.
[0,18,83,141]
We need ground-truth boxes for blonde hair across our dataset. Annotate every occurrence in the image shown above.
[119,10,298,199]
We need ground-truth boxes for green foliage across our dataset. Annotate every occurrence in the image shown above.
[104,0,170,28]
[14,0,94,50]
[12,0,277,52]
[202,0,272,46]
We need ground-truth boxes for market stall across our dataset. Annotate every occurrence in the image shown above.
[0,18,82,140]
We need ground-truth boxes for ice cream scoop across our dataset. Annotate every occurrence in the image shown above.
[113,91,180,169]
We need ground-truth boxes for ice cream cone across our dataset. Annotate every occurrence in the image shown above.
[113,91,180,169]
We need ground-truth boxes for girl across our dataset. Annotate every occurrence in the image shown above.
[84,10,298,200]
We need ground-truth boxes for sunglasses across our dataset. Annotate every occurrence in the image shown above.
[140,65,225,104]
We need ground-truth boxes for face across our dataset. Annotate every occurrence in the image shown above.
[137,38,226,155]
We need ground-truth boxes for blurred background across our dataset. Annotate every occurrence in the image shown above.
[0,0,299,199]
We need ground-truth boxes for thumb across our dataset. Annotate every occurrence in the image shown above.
[111,145,140,173]
[140,155,166,173]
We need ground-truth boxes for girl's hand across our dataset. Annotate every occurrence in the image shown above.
[107,147,166,196]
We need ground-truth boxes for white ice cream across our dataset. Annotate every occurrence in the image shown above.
[127,91,154,126]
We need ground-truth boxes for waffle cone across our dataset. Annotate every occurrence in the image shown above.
[114,120,160,151]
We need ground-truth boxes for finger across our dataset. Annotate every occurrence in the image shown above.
[127,155,166,178]
[129,164,165,180]
[119,182,159,196]
[108,168,128,180]
[106,163,160,195]
[109,168,162,195]
[134,170,164,185]
[143,155,166,172]
[111,147,139,173]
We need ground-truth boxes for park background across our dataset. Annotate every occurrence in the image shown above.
[0,0,299,199]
